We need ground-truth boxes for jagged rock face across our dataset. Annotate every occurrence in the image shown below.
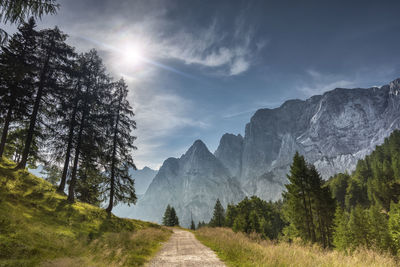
[129,167,158,195]
[240,79,400,200]
[130,140,245,227]
[214,133,243,177]
[131,78,400,225]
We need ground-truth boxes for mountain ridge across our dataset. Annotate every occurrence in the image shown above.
[131,78,400,226]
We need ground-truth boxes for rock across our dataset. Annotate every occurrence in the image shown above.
[132,78,400,225]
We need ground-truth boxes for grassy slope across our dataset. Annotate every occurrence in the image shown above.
[195,227,397,267]
[0,158,171,267]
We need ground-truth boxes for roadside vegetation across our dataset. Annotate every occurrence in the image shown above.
[0,158,171,266]
[197,131,400,264]
[195,227,397,267]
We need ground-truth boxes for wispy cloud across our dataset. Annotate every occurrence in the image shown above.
[297,70,357,97]
[158,18,265,76]
[37,0,267,168]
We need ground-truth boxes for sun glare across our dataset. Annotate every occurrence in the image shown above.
[121,43,144,66]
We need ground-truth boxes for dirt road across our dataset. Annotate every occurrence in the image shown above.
[147,229,226,267]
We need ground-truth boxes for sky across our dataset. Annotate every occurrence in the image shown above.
[6,0,400,169]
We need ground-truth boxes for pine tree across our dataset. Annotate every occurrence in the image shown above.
[105,79,137,215]
[209,198,225,227]
[348,205,370,249]
[67,50,110,203]
[333,207,351,250]
[170,207,179,226]
[75,164,105,206]
[283,153,335,246]
[0,0,59,43]
[225,203,238,227]
[308,165,335,247]
[0,18,38,158]
[162,205,179,226]
[162,205,172,226]
[283,152,314,242]
[54,59,82,193]
[190,220,196,230]
[389,201,400,252]
[15,26,74,170]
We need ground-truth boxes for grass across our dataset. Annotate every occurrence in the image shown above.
[195,227,398,267]
[0,157,172,266]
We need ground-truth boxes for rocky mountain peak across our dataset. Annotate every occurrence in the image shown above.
[130,77,400,227]
[389,78,400,96]
[182,139,212,160]
[215,133,244,177]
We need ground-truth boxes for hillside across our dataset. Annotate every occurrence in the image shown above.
[0,158,171,266]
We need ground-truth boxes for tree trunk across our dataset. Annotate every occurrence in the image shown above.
[300,187,312,241]
[106,97,122,216]
[67,110,85,203]
[15,52,51,170]
[15,82,44,169]
[307,193,317,243]
[57,94,79,193]
[0,100,14,157]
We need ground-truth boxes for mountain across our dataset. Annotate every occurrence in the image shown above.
[112,166,157,218]
[130,166,158,195]
[133,78,400,226]
[130,140,245,227]
[214,133,243,177]
[239,78,400,200]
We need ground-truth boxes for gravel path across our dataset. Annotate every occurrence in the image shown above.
[147,229,226,267]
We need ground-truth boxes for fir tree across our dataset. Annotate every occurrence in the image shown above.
[283,152,315,242]
[105,79,137,215]
[0,18,38,158]
[283,153,335,246]
[209,198,225,227]
[0,0,59,43]
[170,207,179,226]
[67,50,110,203]
[162,205,172,226]
[162,205,179,226]
[15,26,74,170]
[190,219,196,230]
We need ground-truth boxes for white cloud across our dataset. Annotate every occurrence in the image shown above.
[36,2,267,167]
[158,24,255,75]
[230,57,250,76]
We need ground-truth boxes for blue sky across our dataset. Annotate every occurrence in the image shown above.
[9,0,400,169]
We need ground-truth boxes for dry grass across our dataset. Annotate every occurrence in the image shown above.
[195,227,398,267]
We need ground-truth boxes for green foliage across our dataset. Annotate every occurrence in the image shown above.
[209,198,225,227]
[40,163,61,186]
[75,166,105,206]
[332,207,350,250]
[283,152,336,247]
[389,201,400,253]
[327,173,350,208]
[162,205,179,226]
[0,0,59,43]
[190,219,196,230]
[0,158,171,265]
[227,196,285,240]
[329,130,400,254]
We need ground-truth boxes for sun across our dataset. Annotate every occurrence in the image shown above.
[121,43,144,66]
